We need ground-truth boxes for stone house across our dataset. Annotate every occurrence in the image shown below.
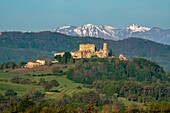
[24,62,41,68]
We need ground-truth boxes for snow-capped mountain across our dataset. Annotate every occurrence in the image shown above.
[54,24,119,40]
[126,24,151,32]
[53,24,170,45]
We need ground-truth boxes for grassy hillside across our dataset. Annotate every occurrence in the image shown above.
[0,71,92,99]
[0,31,170,70]
[0,61,169,112]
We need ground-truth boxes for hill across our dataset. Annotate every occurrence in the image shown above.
[0,31,170,70]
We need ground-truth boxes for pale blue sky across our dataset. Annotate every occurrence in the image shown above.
[0,0,170,31]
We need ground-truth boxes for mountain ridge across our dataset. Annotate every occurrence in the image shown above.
[54,24,170,45]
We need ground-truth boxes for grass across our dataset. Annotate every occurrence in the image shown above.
[43,75,92,99]
[0,71,92,99]
[27,70,52,75]
[0,70,144,106]
[0,71,30,79]
[118,97,144,107]
[0,82,43,96]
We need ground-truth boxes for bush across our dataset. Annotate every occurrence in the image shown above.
[52,68,63,76]
[5,89,17,97]
[51,80,59,87]
[0,94,5,101]
[76,86,82,89]
[10,76,22,84]
[18,100,35,112]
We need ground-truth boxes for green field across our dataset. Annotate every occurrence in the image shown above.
[0,71,143,106]
[0,71,146,108]
[0,82,43,96]
[0,71,92,99]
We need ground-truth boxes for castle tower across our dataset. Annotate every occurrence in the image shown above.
[103,43,108,57]
[79,44,95,52]
[103,43,107,51]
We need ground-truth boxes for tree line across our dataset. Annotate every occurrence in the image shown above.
[0,90,170,113]
[94,80,170,103]
[66,57,168,84]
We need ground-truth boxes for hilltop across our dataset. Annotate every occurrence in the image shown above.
[0,31,170,70]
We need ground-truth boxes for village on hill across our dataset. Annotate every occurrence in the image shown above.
[24,43,128,68]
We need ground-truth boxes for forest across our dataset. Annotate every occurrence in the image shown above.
[0,56,170,112]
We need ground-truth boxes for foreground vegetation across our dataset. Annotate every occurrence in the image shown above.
[0,57,170,112]
[67,58,168,84]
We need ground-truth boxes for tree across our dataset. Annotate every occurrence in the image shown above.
[33,91,45,98]
[62,52,72,64]
[18,100,35,112]
[167,70,170,77]
[0,93,5,101]
[52,68,63,76]
[69,57,75,64]
[44,82,53,91]
[19,62,27,68]
[38,78,46,86]
[1,62,17,69]
[45,59,52,66]
[10,76,21,84]
[108,49,113,57]
[146,102,170,113]
[126,104,144,113]
[51,80,59,87]
[54,55,62,63]
[5,89,17,97]
[21,78,32,84]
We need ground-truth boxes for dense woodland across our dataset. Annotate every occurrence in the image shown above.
[1,90,170,113]
[0,31,170,70]
[67,58,168,84]
[0,56,170,112]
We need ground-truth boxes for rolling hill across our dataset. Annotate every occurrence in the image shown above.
[0,31,170,70]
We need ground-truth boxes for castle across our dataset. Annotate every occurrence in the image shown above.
[54,43,108,59]
[24,43,127,68]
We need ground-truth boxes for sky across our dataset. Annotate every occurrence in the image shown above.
[0,0,170,31]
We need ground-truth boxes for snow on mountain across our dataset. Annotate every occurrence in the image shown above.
[53,24,119,39]
[53,24,170,45]
[127,24,151,32]
[58,26,71,30]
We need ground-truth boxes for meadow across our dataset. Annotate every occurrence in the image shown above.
[0,70,147,107]
[0,71,92,99]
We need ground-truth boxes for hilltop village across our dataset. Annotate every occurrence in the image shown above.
[24,43,127,68]
[55,43,108,59]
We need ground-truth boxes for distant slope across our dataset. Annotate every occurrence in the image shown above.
[0,31,170,70]
[54,24,170,45]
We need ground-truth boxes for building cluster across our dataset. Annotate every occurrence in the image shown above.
[24,43,127,68]
[54,43,108,59]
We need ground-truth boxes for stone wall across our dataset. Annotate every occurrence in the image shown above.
[79,44,95,52]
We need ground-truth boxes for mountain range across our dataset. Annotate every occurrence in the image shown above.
[54,24,170,45]
[0,31,170,70]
